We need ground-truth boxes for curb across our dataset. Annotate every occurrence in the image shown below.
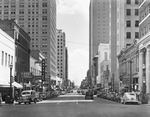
[1,101,17,106]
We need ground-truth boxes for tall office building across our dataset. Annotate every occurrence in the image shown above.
[56,29,68,88]
[89,0,110,86]
[89,0,110,66]
[110,0,118,91]
[0,0,57,82]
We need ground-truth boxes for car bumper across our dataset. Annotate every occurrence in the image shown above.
[17,98,30,103]
[85,96,93,99]
[125,100,139,103]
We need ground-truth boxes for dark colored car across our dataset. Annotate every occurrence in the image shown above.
[85,90,93,100]
[17,90,37,104]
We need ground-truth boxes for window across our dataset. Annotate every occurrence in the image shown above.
[42,16,47,20]
[126,32,131,39]
[126,20,131,27]
[126,9,131,16]
[11,56,13,65]
[104,52,108,60]
[5,53,7,66]
[126,44,131,47]
[135,9,139,15]
[8,54,10,66]
[1,51,4,65]
[126,0,131,4]
[135,32,139,38]
[135,20,139,27]
[135,0,138,4]
[42,3,47,7]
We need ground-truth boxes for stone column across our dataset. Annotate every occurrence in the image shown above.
[146,46,150,93]
[139,50,143,91]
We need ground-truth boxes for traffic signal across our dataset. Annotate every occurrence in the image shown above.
[42,59,45,81]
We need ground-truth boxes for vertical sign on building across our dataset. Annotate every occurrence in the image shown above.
[42,59,45,81]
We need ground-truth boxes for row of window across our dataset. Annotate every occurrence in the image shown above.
[140,22,150,38]
[0,2,47,8]
[126,0,139,4]
[120,55,139,75]
[126,9,139,16]
[140,3,150,22]
[30,67,41,76]
[0,8,48,15]
[57,35,63,38]
[126,20,139,27]
[126,32,139,39]
[1,51,13,67]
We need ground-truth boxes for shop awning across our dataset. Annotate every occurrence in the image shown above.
[12,82,23,89]
[0,79,10,87]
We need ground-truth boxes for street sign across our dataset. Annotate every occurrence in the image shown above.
[21,72,33,79]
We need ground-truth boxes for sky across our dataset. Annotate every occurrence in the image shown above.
[56,0,90,86]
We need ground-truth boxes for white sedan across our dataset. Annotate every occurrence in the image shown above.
[121,92,139,104]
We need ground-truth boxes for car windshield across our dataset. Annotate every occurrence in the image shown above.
[22,92,30,95]
[129,93,135,96]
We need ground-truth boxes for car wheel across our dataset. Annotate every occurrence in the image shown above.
[24,102,27,104]
[18,102,21,105]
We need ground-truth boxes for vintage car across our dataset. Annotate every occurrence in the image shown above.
[121,92,139,104]
[17,90,37,104]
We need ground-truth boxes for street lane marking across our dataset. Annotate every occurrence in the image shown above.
[76,100,78,104]
[59,95,84,97]
[56,100,62,105]
[37,100,94,104]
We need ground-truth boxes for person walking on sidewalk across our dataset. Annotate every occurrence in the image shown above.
[0,93,2,107]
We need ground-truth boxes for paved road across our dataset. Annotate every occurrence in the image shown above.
[0,93,150,117]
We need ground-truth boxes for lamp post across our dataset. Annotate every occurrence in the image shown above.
[9,64,13,101]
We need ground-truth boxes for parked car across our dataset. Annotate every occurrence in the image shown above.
[121,92,139,104]
[81,89,88,95]
[97,91,102,98]
[17,90,37,104]
[85,90,93,100]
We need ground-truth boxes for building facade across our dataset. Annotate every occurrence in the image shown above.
[56,29,68,89]
[0,20,30,85]
[100,60,110,89]
[97,43,110,86]
[0,0,57,83]
[114,0,139,91]
[118,43,139,92]
[0,29,15,100]
[138,0,150,94]
[110,0,118,91]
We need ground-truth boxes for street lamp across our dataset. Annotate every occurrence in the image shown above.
[9,64,13,101]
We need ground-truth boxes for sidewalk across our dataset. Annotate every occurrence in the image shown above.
[1,101,18,106]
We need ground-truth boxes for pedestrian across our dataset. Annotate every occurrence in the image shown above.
[0,93,2,107]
